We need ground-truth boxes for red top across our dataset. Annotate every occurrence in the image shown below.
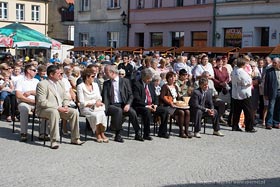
[213,66,229,92]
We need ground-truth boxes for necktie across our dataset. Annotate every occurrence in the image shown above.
[110,80,115,104]
[145,84,152,105]
[202,92,206,106]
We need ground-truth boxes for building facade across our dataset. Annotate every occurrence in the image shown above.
[129,0,214,48]
[48,0,74,42]
[74,0,128,47]
[0,0,48,35]
[215,0,280,48]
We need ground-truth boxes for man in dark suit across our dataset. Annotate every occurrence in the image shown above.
[102,65,143,142]
[189,78,224,138]
[132,68,170,140]
[264,57,280,129]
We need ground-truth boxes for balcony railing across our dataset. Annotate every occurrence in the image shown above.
[61,11,74,22]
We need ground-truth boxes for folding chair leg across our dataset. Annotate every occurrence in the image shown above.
[153,116,156,136]
[106,116,110,132]
[60,120,62,143]
[31,112,36,141]
[127,120,131,137]
[204,121,206,134]
[169,116,172,135]
[44,120,47,146]
[140,117,143,136]
[12,120,15,133]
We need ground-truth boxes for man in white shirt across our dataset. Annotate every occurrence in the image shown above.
[15,64,43,142]
[231,58,257,133]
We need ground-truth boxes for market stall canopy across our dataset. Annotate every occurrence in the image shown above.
[0,22,61,49]
[238,46,274,54]
[68,46,114,56]
[145,46,177,53]
[116,46,144,54]
[175,46,238,54]
[267,45,280,55]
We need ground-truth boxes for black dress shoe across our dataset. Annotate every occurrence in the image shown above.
[114,134,124,143]
[135,134,144,141]
[266,126,272,130]
[245,128,257,133]
[232,128,243,132]
[158,133,170,139]
[143,136,153,141]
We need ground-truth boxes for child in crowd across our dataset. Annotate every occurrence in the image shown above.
[0,71,14,115]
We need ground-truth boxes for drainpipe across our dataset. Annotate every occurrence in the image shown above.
[126,0,130,46]
[45,0,48,36]
[212,0,217,47]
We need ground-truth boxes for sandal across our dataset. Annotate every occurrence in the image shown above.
[103,138,109,143]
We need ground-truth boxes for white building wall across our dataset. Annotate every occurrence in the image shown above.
[215,0,280,47]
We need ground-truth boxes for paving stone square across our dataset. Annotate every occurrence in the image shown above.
[0,119,279,187]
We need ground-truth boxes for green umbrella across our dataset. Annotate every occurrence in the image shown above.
[0,22,60,49]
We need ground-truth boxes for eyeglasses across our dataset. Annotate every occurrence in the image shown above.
[29,69,37,72]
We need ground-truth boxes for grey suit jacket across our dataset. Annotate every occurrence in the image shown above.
[189,88,214,112]
[36,79,69,116]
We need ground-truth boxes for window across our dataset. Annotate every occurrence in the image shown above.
[31,5,40,21]
[0,2,7,19]
[16,4,25,21]
[137,0,145,9]
[196,0,206,4]
[80,0,90,11]
[153,0,162,8]
[192,31,207,47]
[171,32,184,47]
[107,32,119,48]
[176,0,184,7]
[109,0,120,8]
[79,33,89,46]
[151,32,163,47]
[224,28,242,48]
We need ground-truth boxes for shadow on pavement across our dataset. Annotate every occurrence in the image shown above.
[164,177,280,187]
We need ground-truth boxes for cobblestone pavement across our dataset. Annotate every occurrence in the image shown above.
[0,119,279,187]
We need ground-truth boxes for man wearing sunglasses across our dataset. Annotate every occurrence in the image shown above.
[15,64,44,142]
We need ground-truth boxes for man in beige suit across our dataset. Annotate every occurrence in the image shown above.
[36,65,84,149]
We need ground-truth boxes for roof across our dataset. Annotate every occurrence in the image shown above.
[238,46,275,54]
[175,47,238,54]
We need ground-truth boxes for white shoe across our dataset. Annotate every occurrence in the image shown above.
[50,141,59,149]
[194,132,201,138]
[213,131,224,137]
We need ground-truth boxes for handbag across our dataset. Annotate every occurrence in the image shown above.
[164,95,173,105]
[92,104,105,112]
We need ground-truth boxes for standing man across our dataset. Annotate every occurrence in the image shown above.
[16,64,48,142]
[264,57,280,129]
[189,78,224,138]
[102,65,143,143]
[132,68,170,140]
[36,65,83,149]
[231,58,257,133]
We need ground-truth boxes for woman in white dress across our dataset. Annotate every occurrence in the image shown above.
[77,68,108,143]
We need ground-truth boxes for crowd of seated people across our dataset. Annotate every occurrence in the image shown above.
[1,50,279,149]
